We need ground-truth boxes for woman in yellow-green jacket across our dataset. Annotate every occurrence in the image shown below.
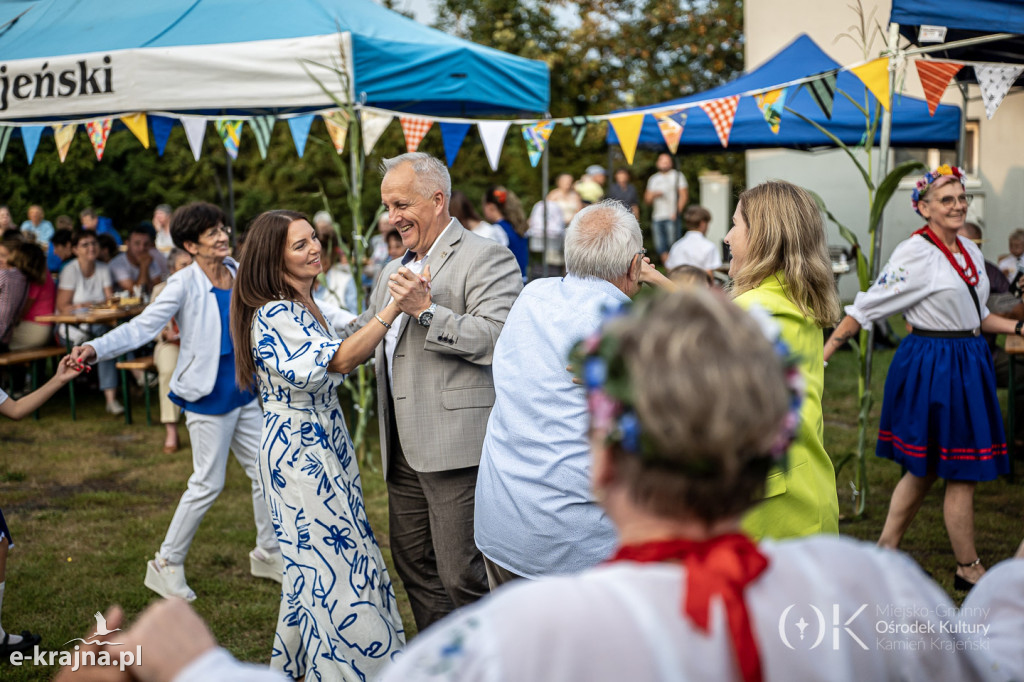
[724,180,842,538]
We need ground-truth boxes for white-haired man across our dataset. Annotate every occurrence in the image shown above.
[475,200,674,587]
[338,152,523,629]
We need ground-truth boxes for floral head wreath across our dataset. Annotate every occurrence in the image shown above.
[570,299,804,474]
[492,188,508,204]
[912,164,966,216]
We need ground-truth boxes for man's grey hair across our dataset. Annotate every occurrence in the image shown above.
[380,152,452,202]
[564,200,643,281]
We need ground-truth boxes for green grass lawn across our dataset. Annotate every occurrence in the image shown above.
[1,343,1023,679]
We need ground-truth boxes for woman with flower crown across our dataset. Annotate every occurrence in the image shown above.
[378,289,998,682]
[724,180,843,540]
[826,165,1020,591]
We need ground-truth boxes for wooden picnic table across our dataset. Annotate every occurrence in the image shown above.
[36,305,147,420]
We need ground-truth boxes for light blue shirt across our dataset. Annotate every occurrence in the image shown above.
[21,219,54,245]
[475,274,629,578]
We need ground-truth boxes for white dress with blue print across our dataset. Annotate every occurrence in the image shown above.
[251,301,405,681]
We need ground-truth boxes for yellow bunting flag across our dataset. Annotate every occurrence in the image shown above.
[609,113,645,165]
[121,113,150,148]
[322,110,350,154]
[850,58,891,111]
[53,123,77,163]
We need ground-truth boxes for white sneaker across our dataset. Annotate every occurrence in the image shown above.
[144,554,196,601]
[250,547,283,583]
[105,400,125,416]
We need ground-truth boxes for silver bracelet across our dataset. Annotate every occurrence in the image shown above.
[374,314,392,330]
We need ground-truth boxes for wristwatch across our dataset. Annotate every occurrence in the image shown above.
[418,302,437,328]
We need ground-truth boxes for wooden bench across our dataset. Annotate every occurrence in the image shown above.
[115,356,157,426]
[0,347,68,419]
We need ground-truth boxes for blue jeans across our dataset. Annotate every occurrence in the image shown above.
[652,218,680,256]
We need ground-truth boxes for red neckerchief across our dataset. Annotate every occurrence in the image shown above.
[914,226,979,286]
[609,534,768,682]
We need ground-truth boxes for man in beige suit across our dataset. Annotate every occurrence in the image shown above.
[341,152,522,629]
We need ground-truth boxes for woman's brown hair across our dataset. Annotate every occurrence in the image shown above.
[230,209,309,391]
[10,241,48,284]
[730,180,841,328]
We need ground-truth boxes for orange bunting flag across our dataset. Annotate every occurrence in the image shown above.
[121,113,150,148]
[850,58,891,111]
[53,124,76,163]
[609,113,645,165]
[654,110,686,154]
[699,96,740,148]
[915,61,964,116]
[322,110,350,154]
[400,116,433,153]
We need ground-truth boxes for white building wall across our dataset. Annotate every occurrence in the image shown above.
[745,0,1024,300]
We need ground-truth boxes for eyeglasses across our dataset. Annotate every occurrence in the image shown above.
[200,224,232,239]
[930,194,973,209]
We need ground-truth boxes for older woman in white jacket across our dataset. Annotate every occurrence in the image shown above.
[70,203,280,602]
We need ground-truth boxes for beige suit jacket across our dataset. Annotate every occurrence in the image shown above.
[343,219,523,477]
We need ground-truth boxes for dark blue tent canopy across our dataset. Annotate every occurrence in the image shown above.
[890,0,1024,83]
[0,0,549,117]
[607,34,960,152]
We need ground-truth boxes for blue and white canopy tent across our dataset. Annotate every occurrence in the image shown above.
[605,34,960,152]
[0,0,549,121]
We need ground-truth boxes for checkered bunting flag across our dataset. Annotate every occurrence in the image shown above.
[400,116,433,153]
[699,95,741,148]
[975,63,1024,119]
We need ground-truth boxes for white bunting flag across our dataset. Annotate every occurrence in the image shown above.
[975,63,1024,119]
[361,111,393,156]
[478,121,511,171]
[180,116,208,161]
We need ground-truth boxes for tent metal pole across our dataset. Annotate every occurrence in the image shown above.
[895,32,1016,58]
[957,82,968,169]
[863,22,901,436]
[541,144,549,280]
[226,154,237,248]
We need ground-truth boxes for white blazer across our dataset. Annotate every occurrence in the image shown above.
[88,259,238,403]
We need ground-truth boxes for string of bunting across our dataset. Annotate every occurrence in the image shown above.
[0,54,1016,167]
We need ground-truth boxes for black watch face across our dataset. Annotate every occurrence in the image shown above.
[419,312,433,327]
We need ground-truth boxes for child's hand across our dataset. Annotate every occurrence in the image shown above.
[56,355,87,383]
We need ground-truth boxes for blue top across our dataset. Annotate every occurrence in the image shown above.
[474,274,630,578]
[169,286,254,415]
[498,219,529,281]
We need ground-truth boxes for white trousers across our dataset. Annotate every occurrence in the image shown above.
[159,400,277,564]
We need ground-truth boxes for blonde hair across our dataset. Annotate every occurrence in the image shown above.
[731,181,841,328]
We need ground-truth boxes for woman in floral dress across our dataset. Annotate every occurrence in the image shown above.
[232,210,405,681]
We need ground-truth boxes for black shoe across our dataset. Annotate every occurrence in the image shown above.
[0,630,41,657]
[953,573,976,591]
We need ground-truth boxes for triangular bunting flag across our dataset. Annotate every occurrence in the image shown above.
[478,121,511,171]
[53,123,76,163]
[180,117,207,161]
[800,71,837,119]
[0,126,11,163]
[361,111,393,156]
[975,63,1024,119]
[569,116,591,147]
[287,115,314,158]
[322,110,350,154]
[250,115,275,160]
[755,87,789,133]
[21,126,43,164]
[85,119,112,161]
[121,113,150,149]
[699,96,741,148]
[215,119,243,160]
[150,116,175,157]
[654,110,686,154]
[521,120,555,167]
[400,116,433,153]
[851,58,891,111]
[439,122,471,167]
[914,61,963,116]
[609,114,644,165]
